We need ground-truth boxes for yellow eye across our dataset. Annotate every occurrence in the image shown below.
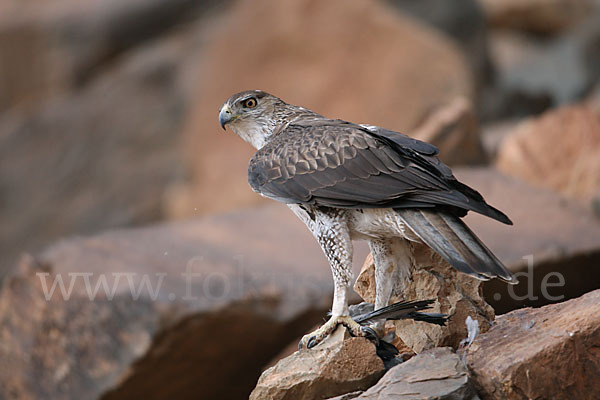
[244,97,257,108]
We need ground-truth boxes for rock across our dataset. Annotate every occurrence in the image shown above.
[480,86,552,123]
[0,205,335,400]
[0,20,199,276]
[481,5,600,121]
[495,103,600,205]
[0,255,159,400]
[456,168,600,314]
[486,20,600,108]
[354,347,477,399]
[466,289,600,400]
[455,168,600,266]
[477,0,595,35]
[411,97,487,166]
[0,0,222,111]
[176,0,474,219]
[327,392,364,400]
[250,327,385,400]
[355,243,495,353]
[386,0,492,90]
[480,119,521,159]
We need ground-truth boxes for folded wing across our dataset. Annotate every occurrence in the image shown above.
[248,120,511,224]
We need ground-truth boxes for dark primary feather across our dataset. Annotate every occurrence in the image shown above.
[396,209,517,284]
[248,119,511,224]
[353,299,447,326]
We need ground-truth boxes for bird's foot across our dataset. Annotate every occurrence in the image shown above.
[298,315,379,349]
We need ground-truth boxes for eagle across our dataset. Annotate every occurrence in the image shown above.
[219,90,516,349]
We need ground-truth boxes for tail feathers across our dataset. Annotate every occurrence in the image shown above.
[396,209,517,284]
[354,299,436,324]
[451,181,514,226]
[408,312,448,326]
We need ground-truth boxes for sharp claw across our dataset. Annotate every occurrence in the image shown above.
[360,326,380,346]
[299,315,365,350]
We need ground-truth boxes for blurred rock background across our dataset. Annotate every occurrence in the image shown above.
[2,0,600,276]
[0,0,599,399]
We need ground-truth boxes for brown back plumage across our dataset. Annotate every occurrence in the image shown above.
[248,118,511,225]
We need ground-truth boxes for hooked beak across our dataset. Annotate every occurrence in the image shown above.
[219,105,234,130]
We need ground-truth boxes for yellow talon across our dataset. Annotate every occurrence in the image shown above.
[299,315,366,349]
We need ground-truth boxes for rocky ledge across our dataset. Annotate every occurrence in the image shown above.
[1,167,599,399]
[252,289,600,400]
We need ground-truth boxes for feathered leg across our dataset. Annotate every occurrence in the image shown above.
[368,238,413,335]
[290,206,371,349]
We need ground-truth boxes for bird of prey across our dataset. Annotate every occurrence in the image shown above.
[219,90,517,349]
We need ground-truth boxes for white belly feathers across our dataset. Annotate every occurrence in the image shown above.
[287,204,421,243]
[347,208,421,242]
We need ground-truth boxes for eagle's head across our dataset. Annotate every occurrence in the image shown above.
[218,90,283,149]
[219,90,321,149]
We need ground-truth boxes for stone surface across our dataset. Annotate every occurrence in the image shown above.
[354,347,477,400]
[176,0,474,219]
[411,97,487,166]
[0,0,222,111]
[480,4,600,121]
[250,327,385,400]
[496,103,600,205]
[480,119,520,159]
[478,0,594,35]
[327,392,364,400]
[456,168,600,314]
[466,289,600,400]
[487,19,600,108]
[0,17,200,276]
[387,0,492,90]
[355,244,494,353]
[0,205,335,400]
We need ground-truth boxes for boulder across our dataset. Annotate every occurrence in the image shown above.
[327,392,364,400]
[486,17,600,109]
[456,168,600,314]
[0,0,222,111]
[250,327,385,400]
[480,4,600,121]
[496,103,600,206]
[411,97,487,166]
[176,0,474,219]
[346,347,477,400]
[0,205,335,400]
[387,0,492,90]
[480,119,521,159]
[477,0,594,35]
[466,289,600,400]
[0,19,199,276]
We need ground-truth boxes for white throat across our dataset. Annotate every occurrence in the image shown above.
[229,119,274,150]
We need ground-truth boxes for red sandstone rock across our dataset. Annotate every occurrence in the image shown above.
[250,327,385,400]
[466,289,600,400]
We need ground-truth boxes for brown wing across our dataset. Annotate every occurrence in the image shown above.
[248,120,511,224]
